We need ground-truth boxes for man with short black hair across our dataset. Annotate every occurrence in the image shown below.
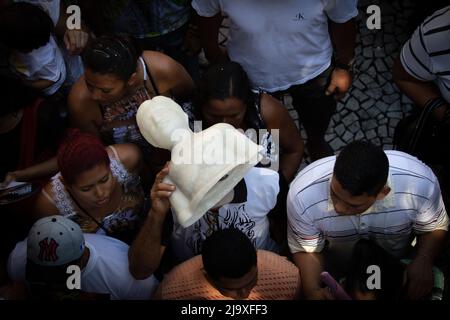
[287,141,449,300]
[157,228,300,300]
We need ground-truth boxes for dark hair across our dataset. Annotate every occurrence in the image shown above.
[82,34,143,81]
[57,129,110,186]
[334,141,389,196]
[0,74,38,117]
[202,228,257,281]
[345,239,405,300]
[193,61,256,121]
[0,2,53,53]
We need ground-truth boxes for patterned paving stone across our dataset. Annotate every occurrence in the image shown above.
[216,0,416,161]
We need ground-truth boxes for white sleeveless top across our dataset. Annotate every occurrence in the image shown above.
[42,146,145,238]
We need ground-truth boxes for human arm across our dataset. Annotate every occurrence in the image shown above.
[393,55,449,122]
[392,19,449,121]
[128,165,175,279]
[405,230,447,299]
[406,179,449,299]
[1,157,58,187]
[54,1,90,55]
[196,13,227,64]
[182,9,202,57]
[144,51,194,101]
[68,78,103,137]
[326,18,357,100]
[260,93,304,182]
[292,251,334,300]
[287,190,333,299]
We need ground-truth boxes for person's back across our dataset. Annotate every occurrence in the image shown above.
[8,222,159,300]
[159,228,300,300]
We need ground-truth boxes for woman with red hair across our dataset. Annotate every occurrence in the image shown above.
[33,129,146,244]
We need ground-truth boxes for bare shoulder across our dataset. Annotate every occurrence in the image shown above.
[142,50,189,83]
[142,50,179,72]
[68,75,102,133]
[142,50,193,98]
[34,182,59,218]
[260,93,288,126]
[68,75,95,112]
[107,144,142,172]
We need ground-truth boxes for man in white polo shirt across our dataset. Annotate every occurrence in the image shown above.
[192,0,358,160]
[394,5,450,114]
[287,141,449,300]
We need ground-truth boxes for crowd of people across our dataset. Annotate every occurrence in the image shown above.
[0,0,449,300]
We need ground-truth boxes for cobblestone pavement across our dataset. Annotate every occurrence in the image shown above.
[212,0,418,166]
[292,0,417,166]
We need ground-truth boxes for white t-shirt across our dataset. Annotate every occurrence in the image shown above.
[8,234,159,300]
[192,0,358,92]
[287,151,449,264]
[16,0,61,25]
[10,35,66,96]
[171,167,280,263]
[14,0,84,90]
[400,6,450,103]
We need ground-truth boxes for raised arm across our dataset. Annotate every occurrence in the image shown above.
[260,93,304,182]
[128,165,174,279]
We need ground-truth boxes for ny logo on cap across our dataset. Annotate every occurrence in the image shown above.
[38,238,59,262]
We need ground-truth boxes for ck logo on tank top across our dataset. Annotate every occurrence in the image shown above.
[38,238,59,262]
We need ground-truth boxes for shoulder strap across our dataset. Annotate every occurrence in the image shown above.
[408,98,445,152]
[108,145,120,160]
[141,55,160,96]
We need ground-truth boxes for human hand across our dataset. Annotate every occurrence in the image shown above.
[325,68,352,100]
[64,29,89,55]
[1,171,22,189]
[149,163,175,218]
[404,255,434,300]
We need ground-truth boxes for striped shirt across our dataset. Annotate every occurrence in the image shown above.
[287,151,449,262]
[400,6,450,103]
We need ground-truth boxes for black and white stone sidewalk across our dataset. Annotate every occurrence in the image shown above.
[287,0,418,165]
